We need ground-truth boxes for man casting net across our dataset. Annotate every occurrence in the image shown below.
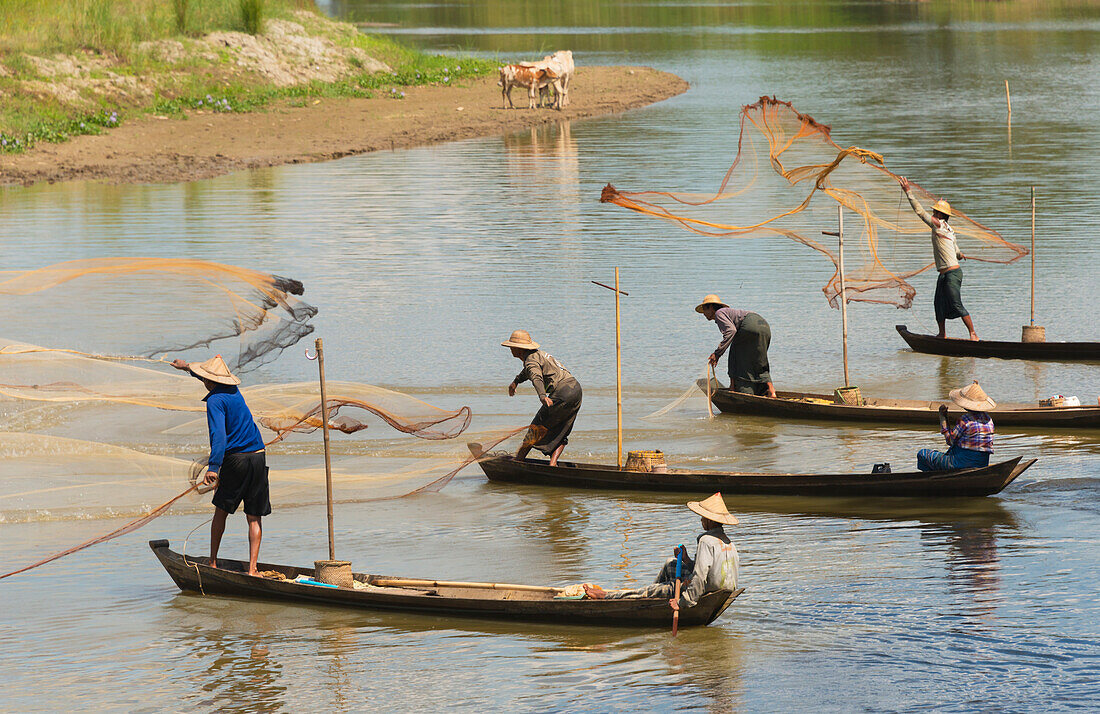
[600,97,1027,309]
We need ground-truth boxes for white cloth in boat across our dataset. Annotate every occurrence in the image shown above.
[606,527,739,607]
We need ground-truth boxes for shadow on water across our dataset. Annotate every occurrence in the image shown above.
[162,589,657,647]
[479,477,1022,530]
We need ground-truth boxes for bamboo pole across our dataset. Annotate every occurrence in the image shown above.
[590,276,629,468]
[706,362,715,419]
[371,578,562,593]
[838,207,850,386]
[615,267,623,468]
[823,206,849,387]
[314,337,335,561]
[1030,186,1036,325]
[1005,79,1011,118]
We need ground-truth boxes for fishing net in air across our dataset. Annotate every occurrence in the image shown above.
[601,96,1027,309]
[0,258,318,372]
[0,340,472,444]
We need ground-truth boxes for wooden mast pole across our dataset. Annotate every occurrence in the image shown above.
[614,267,623,468]
[1030,186,1036,325]
[590,275,629,469]
[838,206,850,387]
[314,337,335,561]
[823,206,849,387]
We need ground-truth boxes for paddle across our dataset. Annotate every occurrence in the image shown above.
[672,544,685,636]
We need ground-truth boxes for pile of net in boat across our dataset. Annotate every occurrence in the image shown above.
[601,96,1028,309]
[0,258,318,372]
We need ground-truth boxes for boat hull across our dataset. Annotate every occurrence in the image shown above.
[896,324,1100,361]
[149,541,740,628]
[710,388,1100,429]
[478,455,1033,497]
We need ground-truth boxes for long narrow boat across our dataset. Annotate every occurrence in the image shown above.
[710,388,1100,428]
[150,540,741,627]
[477,454,1034,497]
[897,324,1100,361]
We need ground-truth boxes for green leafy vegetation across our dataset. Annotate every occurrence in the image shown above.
[0,0,498,154]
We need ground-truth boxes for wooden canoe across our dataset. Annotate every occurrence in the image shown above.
[710,387,1100,428]
[897,324,1100,361]
[149,540,741,628]
[477,454,1034,497]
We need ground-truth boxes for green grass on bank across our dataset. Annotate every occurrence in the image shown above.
[0,0,498,154]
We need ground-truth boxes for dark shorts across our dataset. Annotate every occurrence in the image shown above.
[934,268,968,322]
[212,451,271,517]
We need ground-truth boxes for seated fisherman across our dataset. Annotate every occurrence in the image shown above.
[584,493,739,611]
[917,380,995,471]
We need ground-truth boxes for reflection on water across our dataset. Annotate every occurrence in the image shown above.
[3,0,1100,710]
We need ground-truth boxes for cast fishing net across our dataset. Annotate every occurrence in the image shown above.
[0,258,506,579]
[0,258,318,372]
[601,97,1027,309]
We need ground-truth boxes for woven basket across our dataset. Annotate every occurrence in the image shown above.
[834,386,863,406]
[1039,396,1065,408]
[314,560,354,588]
[1021,325,1046,343]
[625,450,667,473]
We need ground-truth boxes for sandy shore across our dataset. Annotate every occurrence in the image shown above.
[0,66,687,187]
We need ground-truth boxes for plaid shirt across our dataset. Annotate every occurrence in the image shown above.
[943,412,994,453]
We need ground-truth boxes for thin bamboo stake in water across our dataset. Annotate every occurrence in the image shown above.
[1030,186,1036,325]
[314,337,336,561]
[615,267,623,468]
[1005,79,1012,117]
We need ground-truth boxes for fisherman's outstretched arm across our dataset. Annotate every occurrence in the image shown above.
[899,177,937,228]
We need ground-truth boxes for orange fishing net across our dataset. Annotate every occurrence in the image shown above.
[601,96,1027,308]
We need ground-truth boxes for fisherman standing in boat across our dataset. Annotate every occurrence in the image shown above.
[917,381,995,471]
[697,294,777,398]
[900,177,979,341]
[584,493,739,608]
[504,330,583,467]
[171,355,268,576]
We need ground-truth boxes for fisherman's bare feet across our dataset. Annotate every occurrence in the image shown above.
[248,569,260,577]
[210,559,218,569]
[583,584,608,599]
[969,333,979,341]
[936,332,947,339]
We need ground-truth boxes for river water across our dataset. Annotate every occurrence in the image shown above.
[3,1,1099,711]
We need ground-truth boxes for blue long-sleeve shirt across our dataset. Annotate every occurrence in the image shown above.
[203,385,265,471]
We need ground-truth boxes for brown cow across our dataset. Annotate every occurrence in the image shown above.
[498,64,551,109]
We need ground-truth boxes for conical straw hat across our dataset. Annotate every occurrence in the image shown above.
[694,294,729,314]
[931,199,954,217]
[949,380,996,411]
[189,355,241,386]
[501,330,539,350]
[687,492,738,525]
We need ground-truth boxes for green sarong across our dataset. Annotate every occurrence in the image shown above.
[729,313,772,395]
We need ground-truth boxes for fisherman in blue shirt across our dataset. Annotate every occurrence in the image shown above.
[172,355,269,576]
